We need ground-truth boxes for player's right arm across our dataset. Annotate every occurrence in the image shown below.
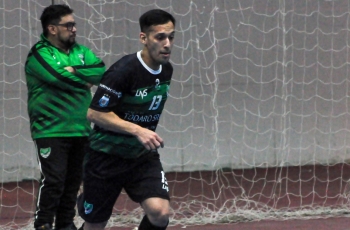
[87,108,164,150]
[25,44,89,92]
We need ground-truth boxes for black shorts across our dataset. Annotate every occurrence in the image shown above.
[77,148,170,223]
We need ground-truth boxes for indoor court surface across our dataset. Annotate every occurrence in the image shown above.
[2,164,350,230]
[124,217,350,230]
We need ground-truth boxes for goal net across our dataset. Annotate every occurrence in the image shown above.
[2,0,350,229]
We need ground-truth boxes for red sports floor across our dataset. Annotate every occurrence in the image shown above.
[1,164,350,229]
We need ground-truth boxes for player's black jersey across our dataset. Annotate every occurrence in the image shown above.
[89,51,173,158]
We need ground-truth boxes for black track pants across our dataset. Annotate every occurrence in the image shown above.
[33,137,87,229]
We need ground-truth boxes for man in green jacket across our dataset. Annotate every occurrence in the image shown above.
[24,4,105,230]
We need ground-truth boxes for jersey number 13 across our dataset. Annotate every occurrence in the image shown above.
[149,95,162,110]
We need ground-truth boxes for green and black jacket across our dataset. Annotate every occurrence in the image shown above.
[25,34,106,139]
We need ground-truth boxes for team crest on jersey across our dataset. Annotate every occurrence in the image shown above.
[40,147,51,158]
[99,94,110,107]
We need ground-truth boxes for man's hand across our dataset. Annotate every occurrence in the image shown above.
[65,66,92,88]
[64,66,76,73]
[136,128,164,151]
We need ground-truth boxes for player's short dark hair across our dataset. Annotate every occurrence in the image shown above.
[40,4,74,36]
[139,9,176,33]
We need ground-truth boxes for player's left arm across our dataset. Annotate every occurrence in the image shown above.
[71,47,106,85]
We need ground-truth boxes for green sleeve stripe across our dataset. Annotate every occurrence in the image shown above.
[31,44,86,88]
[73,61,105,70]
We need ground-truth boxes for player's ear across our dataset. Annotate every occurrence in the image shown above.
[140,32,147,45]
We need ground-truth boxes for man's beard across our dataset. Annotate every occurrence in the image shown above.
[59,36,75,49]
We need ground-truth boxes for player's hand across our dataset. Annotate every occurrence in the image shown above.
[136,128,164,151]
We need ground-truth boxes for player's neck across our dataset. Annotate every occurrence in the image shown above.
[140,50,160,71]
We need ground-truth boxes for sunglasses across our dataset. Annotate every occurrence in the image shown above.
[53,22,76,31]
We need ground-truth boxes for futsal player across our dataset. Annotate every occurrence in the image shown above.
[77,9,176,230]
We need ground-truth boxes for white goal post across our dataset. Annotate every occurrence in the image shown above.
[1,0,350,229]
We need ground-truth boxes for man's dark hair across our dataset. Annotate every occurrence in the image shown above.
[40,4,74,36]
[139,9,176,33]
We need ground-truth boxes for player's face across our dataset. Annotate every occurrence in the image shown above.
[140,21,175,69]
[54,14,77,49]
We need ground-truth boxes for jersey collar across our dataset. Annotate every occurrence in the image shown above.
[137,51,162,75]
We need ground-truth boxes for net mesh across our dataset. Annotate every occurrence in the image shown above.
[1,0,350,229]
